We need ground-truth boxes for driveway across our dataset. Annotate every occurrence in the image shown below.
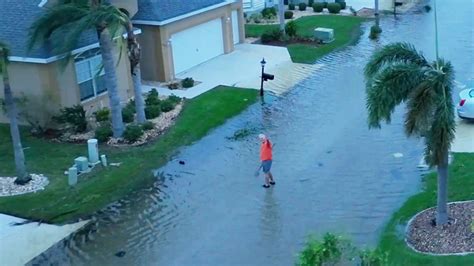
[452,118,474,153]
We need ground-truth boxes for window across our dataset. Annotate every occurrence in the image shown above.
[74,49,107,101]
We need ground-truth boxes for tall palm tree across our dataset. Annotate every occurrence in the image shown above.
[122,10,146,123]
[28,0,137,137]
[374,0,379,27]
[364,42,455,225]
[0,42,31,185]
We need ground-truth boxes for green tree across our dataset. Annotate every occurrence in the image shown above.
[28,0,146,137]
[0,42,31,185]
[364,42,455,225]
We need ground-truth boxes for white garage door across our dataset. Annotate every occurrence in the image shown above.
[171,19,224,75]
[231,10,240,45]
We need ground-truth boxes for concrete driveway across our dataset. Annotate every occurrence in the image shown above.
[142,44,322,98]
[452,118,474,153]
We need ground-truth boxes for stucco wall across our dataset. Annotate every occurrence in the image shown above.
[138,2,244,82]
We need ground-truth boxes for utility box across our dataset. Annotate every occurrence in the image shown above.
[74,156,89,172]
[314,27,334,43]
[68,167,78,186]
[88,139,99,164]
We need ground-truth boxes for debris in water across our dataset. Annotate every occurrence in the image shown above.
[115,251,126,257]
[393,153,404,158]
[326,150,332,154]
[179,160,185,165]
[318,163,324,167]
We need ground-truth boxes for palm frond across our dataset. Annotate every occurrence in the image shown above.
[366,63,426,128]
[28,4,88,51]
[364,43,430,80]
[404,81,437,136]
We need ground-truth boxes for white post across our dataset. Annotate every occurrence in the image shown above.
[88,139,99,164]
[68,167,78,186]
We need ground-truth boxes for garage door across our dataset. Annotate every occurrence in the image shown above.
[231,10,240,44]
[171,19,224,75]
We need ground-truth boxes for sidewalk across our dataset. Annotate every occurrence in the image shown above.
[142,44,322,99]
[0,214,88,266]
[452,119,474,153]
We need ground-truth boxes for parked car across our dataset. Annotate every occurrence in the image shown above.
[457,88,474,120]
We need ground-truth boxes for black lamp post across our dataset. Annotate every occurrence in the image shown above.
[260,58,266,96]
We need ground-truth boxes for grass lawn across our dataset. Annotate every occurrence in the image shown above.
[378,153,474,265]
[0,86,258,224]
[245,15,366,64]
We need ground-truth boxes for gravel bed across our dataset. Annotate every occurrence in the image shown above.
[0,174,49,197]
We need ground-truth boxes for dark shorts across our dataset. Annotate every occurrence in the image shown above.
[262,160,272,173]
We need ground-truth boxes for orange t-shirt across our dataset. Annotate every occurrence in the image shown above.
[260,140,272,161]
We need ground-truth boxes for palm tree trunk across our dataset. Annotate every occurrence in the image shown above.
[98,28,124,137]
[3,68,29,184]
[436,151,449,225]
[125,22,146,123]
[374,0,380,27]
[278,0,286,34]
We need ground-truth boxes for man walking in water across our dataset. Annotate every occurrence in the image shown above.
[258,134,275,188]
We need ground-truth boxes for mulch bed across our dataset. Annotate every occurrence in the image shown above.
[406,201,474,254]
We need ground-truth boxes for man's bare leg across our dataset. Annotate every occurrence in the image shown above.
[269,172,275,184]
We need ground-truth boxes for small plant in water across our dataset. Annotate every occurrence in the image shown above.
[226,127,257,141]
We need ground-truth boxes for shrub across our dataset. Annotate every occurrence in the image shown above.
[123,124,143,143]
[167,95,181,105]
[95,124,113,143]
[261,7,277,19]
[168,82,179,90]
[284,0,288,5]
[250,13,263,23]
[350,6,357,16]
[285,20,298,37]
[284,10,293,19]
[94,108,110,122]
[313,2,324,12]
[308,0,314,6]
[181,77,194,88]
[125,99,136,113]
[261,28,282,43]
[141,121,154,131]
[160,99,175,113]
[369,25,382,39]
[53,105,87,133]
[298,3,307,11]
[359,249,389,266]
[145,105,161,119]
[145,89,160,106]
[327,3,341,13]
[323,1,328,8]
[335,0,346,9]
[122,107,134,123]
[289,3,295,10]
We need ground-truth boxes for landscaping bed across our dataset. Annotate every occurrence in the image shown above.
[0,86,258,224]
[377,153,474,265]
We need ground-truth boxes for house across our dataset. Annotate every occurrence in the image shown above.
[0,0,138,126]
[0,0,245,127]
[133,0,245,82]
[243,0,266,13]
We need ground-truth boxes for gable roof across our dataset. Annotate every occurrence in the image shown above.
[133,0,226,23]
[0,0,99,61]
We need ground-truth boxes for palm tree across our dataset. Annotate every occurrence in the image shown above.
[28,0,137,137]
[0,42,31,185]
[374,0,379,27]
[122,10,146,123]
[364,42,455,225]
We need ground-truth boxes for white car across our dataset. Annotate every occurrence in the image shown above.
[457,88,474,120]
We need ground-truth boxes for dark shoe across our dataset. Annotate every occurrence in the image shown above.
[262,184,270,188]
[270,181,276,185]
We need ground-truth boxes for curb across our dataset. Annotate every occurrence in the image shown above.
[404,200,474,256]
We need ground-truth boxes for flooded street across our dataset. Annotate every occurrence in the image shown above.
[32,1,473,265]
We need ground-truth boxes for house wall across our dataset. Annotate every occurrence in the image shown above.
[243,0,265,13]
[139,2,245,82]
[0,45,134,127]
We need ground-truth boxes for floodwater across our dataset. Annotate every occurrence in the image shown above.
[31,1,473,265]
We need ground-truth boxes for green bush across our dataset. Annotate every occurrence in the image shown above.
[323,1,328,8]
[160,99,175,113]
[125,99,136,113]
[369,25,382,39]
[312,2,324,12]
[145,105,161,119]
[167,95,181,105]
[284,10,294,19]
[145,89,160,106]
[181,77,194,88]
[289,3,295,10]
[94,108,110,122]
[123,124,143,143]
[53,105,87,133]
[122,107,134,123]
[298,3,307,11]
[250,13,263,23]
[285,20,298,37]
[261,28,283,43]
[359,249,389,266]
[141,121,154,131]
[327,3,341,13]
[335,0,346,9]
[298,233,345,266]
[308,0,314,6]
[261,7,277,19]
[167,82,179,90]
[95,124,113,143]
